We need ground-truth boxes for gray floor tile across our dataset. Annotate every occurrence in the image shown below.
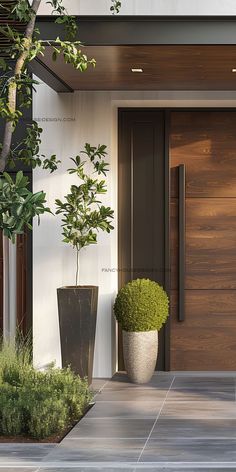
[85,401,163,419]
[0,445,55,463]
[140,438,236,462]
[44,438,146,462]
[166,387,234,402]
[151,417,236,438]
[0,469,38,472]
[67,418,155,439]
[161,400,236,419]
[91,378,109,392]
[37,469,236,472]
[105,373,174,390]
[172,377,234,389]
[95,388,168,402]
[134,469,236,472]
[40,469,136,472]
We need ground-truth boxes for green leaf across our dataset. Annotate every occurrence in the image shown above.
[3,173,13,185]
[0,58,7,71]
[15,171,24,186]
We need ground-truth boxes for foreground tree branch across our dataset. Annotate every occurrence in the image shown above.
[0,0,41,173]
[0,0,121,173]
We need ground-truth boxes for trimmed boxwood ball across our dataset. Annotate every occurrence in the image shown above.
[114,278,169,332]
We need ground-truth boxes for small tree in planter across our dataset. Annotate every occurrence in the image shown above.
[114,279,169,384]
[55,143,114,384]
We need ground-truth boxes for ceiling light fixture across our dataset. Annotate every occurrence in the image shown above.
[131,68,143,73]
[232,69,236,72]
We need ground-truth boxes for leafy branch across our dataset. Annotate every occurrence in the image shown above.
[0,171,51,243]
[110,1,122,13]
[0,0,121,174]
[55,144,114,285]
[0,0,42,173]
[0,0,120,246]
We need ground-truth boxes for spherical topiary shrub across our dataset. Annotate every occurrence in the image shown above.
[114,278,169,332]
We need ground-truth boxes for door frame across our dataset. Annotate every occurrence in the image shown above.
[118,107,236,372]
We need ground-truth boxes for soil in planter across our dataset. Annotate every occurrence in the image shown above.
[0,403,94,443]
[0,421,76,443]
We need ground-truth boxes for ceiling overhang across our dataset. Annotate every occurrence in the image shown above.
[31,16,236,93]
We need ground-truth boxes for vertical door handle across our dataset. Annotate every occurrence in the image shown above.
[178,164,185,322]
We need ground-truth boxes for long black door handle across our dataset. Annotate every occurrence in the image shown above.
[178,164,185,322]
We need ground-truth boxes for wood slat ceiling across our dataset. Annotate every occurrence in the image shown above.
[0,0,26,55]
[40,45,236,91]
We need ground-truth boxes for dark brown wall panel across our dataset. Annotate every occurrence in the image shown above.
[0,232,3,333]
[17,234,27,333]
[0,231,30,336]
[118,109,165,370]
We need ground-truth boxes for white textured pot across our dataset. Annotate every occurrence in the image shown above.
[122,330,158,384]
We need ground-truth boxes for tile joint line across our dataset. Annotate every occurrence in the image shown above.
[137,375,176,463]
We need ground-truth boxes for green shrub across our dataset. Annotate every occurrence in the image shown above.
[0,390,22,436]
[114,278,169,332]
[0,340,93,439]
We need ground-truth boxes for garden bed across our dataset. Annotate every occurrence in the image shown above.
[0,403,94,443]
[0,341,93,442]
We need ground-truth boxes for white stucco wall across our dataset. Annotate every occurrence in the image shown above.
[33,85,236,377]
[38,0,236,15]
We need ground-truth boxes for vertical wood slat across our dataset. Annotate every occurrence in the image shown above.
[178,164,186,322]
[0,231,27,335]
[118,109,166,371]
[0,231,3,333]
[16,233,27,334]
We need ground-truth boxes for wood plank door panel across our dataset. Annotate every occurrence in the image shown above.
[170,111,236,370]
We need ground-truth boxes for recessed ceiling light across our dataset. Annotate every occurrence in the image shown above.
[131,68,143,73]
[232,69,236,72]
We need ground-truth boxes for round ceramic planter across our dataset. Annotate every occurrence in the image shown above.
[122,330,158,384]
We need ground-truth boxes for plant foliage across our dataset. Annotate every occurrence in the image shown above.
[0,0,121,171]
[0,0,121,240]
[110,0,122,13]
[55,144,114,284]
[0,340,93,439]
[0,171,50,242]
[114,279,169,332]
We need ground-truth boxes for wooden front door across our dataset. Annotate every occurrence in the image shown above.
[170,111,236,370]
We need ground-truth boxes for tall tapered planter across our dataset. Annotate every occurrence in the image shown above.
[57,286,98,385]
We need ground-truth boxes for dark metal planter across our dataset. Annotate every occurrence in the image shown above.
[57,286,98,385]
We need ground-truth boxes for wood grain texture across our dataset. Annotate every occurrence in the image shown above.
[171,111,236,198]
[41,45,236,91]
[170,111,236,370]
[16,234,27,333]
[0,232,30,335]
[186,199,236,289]
[118,110,165,370]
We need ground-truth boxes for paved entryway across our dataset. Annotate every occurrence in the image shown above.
[1,373,236,471]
